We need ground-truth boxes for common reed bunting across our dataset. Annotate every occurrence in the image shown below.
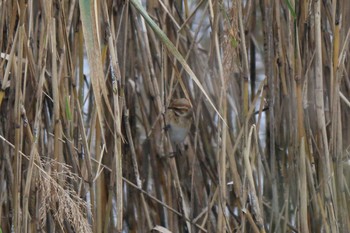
[165,98,192,150]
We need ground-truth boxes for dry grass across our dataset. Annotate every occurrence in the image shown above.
[1,0,350,232]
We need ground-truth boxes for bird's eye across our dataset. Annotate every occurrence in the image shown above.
[164,124,171,131]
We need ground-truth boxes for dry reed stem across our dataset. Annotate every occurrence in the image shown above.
[1,0,350,232]
[0,135,91,233]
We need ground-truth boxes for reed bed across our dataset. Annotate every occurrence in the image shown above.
[1,0,350,232]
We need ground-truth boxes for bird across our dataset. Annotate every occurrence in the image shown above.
[165,98,192,150]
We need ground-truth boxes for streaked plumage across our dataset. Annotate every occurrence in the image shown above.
[165,98,192,146]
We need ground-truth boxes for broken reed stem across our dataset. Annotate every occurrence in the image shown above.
[2,0,350,232]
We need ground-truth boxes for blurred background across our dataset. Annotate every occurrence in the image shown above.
[1,0,350,232]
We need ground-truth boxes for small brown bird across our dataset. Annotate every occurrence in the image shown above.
[165,98,192,148]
